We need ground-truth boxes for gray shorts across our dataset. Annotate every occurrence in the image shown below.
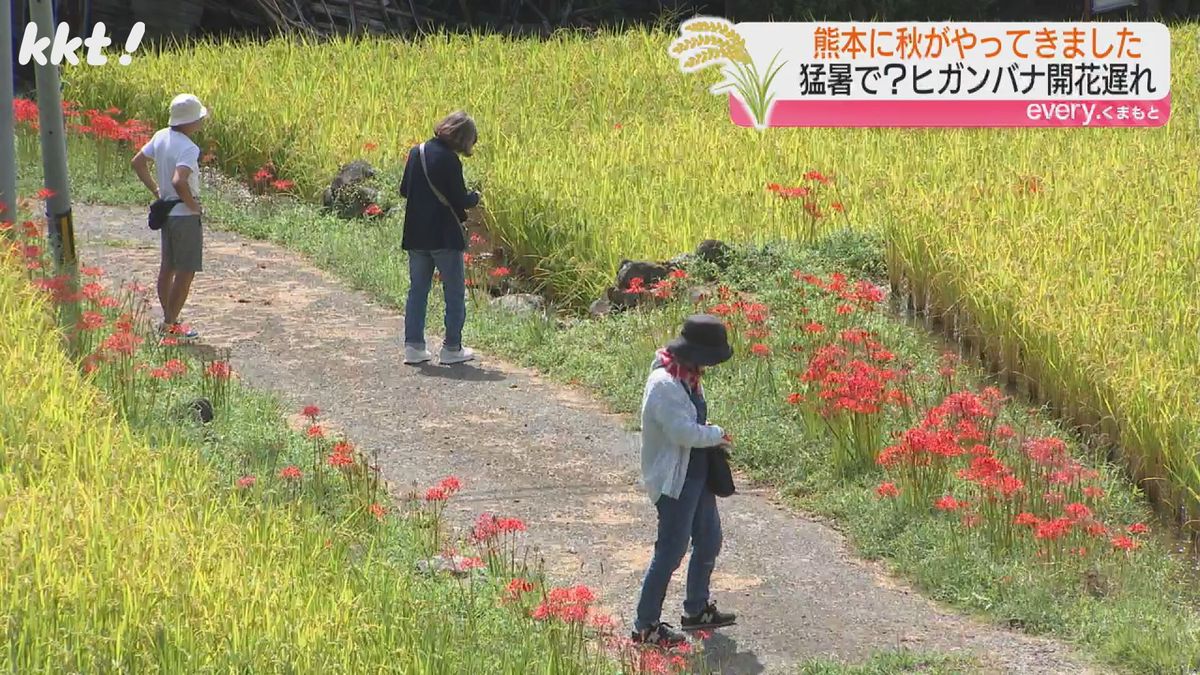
[161,215,202,272]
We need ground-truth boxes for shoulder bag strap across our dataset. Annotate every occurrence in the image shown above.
[418,143,462,222]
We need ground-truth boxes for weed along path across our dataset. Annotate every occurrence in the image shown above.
[75,203,1091,675]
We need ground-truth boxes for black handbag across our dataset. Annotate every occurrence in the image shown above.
[148,198,183,230]
[706,446,736,498]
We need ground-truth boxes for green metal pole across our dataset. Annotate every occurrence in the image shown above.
[0,0,17,230]
[28,0,79,331]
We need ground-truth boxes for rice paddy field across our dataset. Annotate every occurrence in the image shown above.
[65,25,1199,529]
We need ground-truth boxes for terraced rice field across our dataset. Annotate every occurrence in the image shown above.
[65,25,1199,526]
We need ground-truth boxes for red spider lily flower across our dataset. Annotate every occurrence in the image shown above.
[469,233,484,246]
[934,495,965,512]
[1064,502,1092,521]
[253,165,274,183]
[803,201,822,219]
[302,405,320,419]
[650,279,675,300]
[471,513,502,543]
[532,585,596,624]
[236,475,257,489]
[364,141,379,151]
[271,179,295,192]
[205,361,232,380]
[870,349,895,362]
[1085,522,1108,537]
[1034,517,1073,540]
[328,451,354,469]
[424,486,448,502]
[164,359,187,376]
[1127,523,1149,535]
[744,328,770,340]
[438,476,462,493]
[36,188,55,199]
[81,283,104,301]
[279,465,303,480]
[462,253,474,266]
[491,266,511,278]
[1013,512,1040,527]
[669,268,688,280]
[0,221,10,233]
[767,182,782,192]
[102,331,143,356]
[97,296,120,309]
[78,310,106,331]
[22,244,41,259]
[453,556,485,573]
[306,424,324,439]
[369,503,387,521]
[875,482,899,498]
[786,392,804,405]
[614,123,622,129]
[835,303,854,315]
[830,202,845,212]
[709,303,733,316]
[81,354,103,375]
[1081,485,1105,499]
[498,517,526,534]
[504,578,535,601]
[803,321,825,334]
[160,336,179,347]
[363,203,383,217]
[149,366,172,380]
[1111,535,1139,551]
[750,343,770,357]
[626,276,645,293]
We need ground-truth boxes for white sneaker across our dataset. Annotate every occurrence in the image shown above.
[439,346,475,365]
[404,346,432,365]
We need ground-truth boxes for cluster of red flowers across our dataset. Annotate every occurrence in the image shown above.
[531,585,596,624]
[625,268,688,301]
[328,440,356,469]
[794,271,886,310]
[766,171,844,220]
[251,162,295,193]
[470,512,527,544]
[12,99,153,149]
[149,358,188,381]
[797,339,908,419]
[424,475,463,502]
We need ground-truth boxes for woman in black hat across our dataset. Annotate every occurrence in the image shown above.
[632,314,737,648]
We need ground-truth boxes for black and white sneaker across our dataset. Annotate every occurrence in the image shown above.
[681,602,736,631]
[631,622,688,649]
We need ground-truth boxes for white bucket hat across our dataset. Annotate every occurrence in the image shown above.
[168,93,208,127]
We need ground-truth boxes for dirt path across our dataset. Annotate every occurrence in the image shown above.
[75,203,1093,674]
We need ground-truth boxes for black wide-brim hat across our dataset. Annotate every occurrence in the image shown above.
[666,314,734,367]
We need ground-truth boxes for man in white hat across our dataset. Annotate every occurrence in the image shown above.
[131,93,209,340]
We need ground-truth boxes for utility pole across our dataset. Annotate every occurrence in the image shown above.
[28,0,79,330]
[28,0,75,268]
[0,0,17,231]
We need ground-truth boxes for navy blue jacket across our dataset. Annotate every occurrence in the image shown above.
[399,137,480,251]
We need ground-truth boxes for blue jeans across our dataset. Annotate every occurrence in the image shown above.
[635,448,722,632]
[405,249,466,351]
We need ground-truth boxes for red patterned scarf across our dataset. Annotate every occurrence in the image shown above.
[657,348,703,393]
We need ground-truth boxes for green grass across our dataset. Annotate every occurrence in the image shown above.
[797,649,978,675]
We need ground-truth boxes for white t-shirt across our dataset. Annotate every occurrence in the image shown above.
[140,128,201,217]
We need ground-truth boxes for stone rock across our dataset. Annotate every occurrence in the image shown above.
[688,285,717,305]
[321,159,379,219]
[615,259,671,290]
[588,296,611,318]
[695,239,731,267]
[490,293,545,316]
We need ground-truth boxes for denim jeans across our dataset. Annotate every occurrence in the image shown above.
[405,249,466,351]
[634,447,722,632]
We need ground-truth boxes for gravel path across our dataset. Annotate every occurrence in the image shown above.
[75,203,1095,675]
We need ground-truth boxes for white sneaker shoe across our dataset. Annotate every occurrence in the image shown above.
[404,346,432,365]
[439,346,475,365]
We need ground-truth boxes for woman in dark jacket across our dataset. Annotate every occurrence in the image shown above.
[399,110,481,365]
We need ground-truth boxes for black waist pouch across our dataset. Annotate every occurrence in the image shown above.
[148,198,183,230]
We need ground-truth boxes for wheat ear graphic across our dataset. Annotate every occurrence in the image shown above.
[669,18,786,129]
